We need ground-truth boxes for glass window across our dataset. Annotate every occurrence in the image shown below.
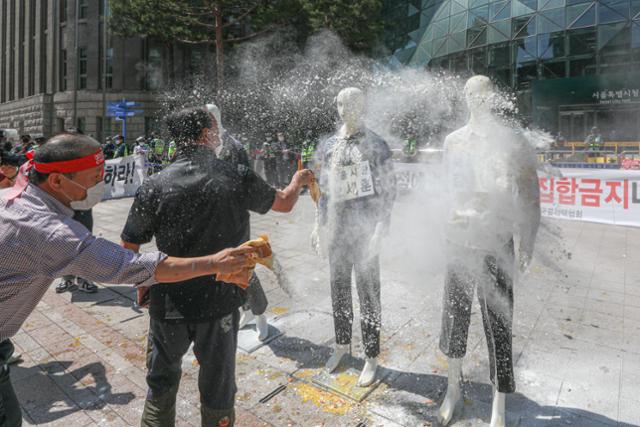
[567,3,591,25]
[488,21,511,42]
[598,1,628,24]
[569,28,597,54]
[512,0,536,16]
[566,0,591,4]
[434,1,451,21]
[450,12,468,32]
[470,47,488,73]
[513,15,536,38]
[515,35,538,62]
[433,19,450,39]
[106,47,113,89]
[79,0,88,19]
[470,0,489,8]
[539,0,565,10]
[467,25,487,47]
[632,0,640,18]
[569,4,596,28]
[569,57,596,76]
[539,32,566,58]
[541,61,566,78]
[76,117,85,133]
[516,63,538,88]
[468,5,490,27]
[60,0,66,22]
[79,47,87,89]
[449,31,467,52]
[492,0,512,20]
[598,22,630,51]
[489,42,511,67]
[60,49,67,91]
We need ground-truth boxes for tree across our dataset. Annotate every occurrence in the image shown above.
[298,0,383,53]
[109,0,303,91]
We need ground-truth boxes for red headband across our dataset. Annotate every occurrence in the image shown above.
[32,150,105,174]
[4,149,105,201]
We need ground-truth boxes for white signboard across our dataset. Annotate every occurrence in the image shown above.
[539,168,640,227]
[334,160,375,202]
[102,155,146,200]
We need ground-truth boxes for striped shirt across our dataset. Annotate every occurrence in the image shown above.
[0,184,166,342]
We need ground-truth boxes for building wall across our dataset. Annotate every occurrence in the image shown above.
[0,0,205,141]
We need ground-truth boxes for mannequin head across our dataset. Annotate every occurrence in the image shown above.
[464,75,494,116]
[206,103,224,135]
[337,87,365,132]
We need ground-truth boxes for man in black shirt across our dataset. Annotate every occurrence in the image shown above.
[121,107,312,427]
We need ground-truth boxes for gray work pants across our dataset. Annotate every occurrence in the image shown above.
[141,311,239,427]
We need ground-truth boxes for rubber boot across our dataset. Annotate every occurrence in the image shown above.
[201,405,235,427]
[140,385,179,427]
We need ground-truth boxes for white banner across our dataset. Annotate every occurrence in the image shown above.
[539,168,640,227]
[102,155,147,200]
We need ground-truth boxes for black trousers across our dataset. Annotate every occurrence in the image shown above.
[0,340,21,427]
[63,209,94,283]
[242,273,268,316]
[439,244,515,393]
[142,311,239,426]
[329,235,381,358]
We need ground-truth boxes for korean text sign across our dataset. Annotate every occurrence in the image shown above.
[539,169,640,227]
[102,155,146,200]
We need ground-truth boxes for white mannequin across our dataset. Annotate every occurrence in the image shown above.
[320,87,384,387]
[207,102,270,342]
[437,76,539,427]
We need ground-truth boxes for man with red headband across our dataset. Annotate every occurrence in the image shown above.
[0,133,256,427]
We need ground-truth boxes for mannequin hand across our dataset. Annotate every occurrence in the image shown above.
[518,245,534,273]
[366,223,385,259]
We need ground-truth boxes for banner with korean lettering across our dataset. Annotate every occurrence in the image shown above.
[102,155,146,200]
[539,169,640,227]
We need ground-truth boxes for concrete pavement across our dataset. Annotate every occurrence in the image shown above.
[9,194,640,426]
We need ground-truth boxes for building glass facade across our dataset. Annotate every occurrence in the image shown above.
[383,0,640,141]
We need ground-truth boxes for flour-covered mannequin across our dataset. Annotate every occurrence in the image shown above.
[315,87,396,387]
[206,103,270,342]
[437,76,540,427]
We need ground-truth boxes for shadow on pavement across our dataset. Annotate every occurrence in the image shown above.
[266,332,627,426]
[11,360,135,424]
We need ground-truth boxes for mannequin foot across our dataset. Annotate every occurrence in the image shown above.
[357,357,378,387]
[325,344,349,373]
[437,358,463,426]
[256,315,269,342]
[490,388,506,427]
[239,310,254,329]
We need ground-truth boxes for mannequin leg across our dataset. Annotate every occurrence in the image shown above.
[246,273,270,341]
[354,254,381,387]
[478,253,515,394]
[438,264,474,426]
[490,386,506,427]
[238,310,254,329]
[327,248,354,372]
[437,357,463,426]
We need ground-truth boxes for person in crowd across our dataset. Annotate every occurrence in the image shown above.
[0,132,256,427]
[261,138,278,186]
[55,128,99,294]
[103,136,116,159]
[301,132,316,170]
[15,135,34,155]
[113,135,132,158]
[276,131,295,188]
[120,107,313,427]
[0,149,22,189]
[134,136,150,156]
[0,130,11,152]
[402,131,419,161]
[585,127,604,151]
[34,135,47,149]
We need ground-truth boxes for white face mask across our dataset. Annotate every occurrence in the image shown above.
[62,176,105,210]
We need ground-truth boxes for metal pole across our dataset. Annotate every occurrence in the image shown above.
[102,0,107,142]
[72,0,79,127]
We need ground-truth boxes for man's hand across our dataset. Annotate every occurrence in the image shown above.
[209,246,257,275]
[293,169,314,187]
